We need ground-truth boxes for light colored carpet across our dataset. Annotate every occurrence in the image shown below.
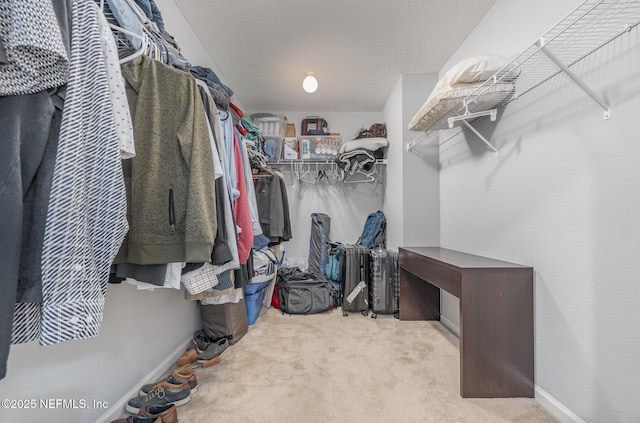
[171,307,557,423]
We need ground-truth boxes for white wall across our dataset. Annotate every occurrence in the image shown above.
[383,77,404,249]
[258,111,386,260]
[382,73,440,251]
[401,74,440,247]
[436,0,640,421]
[0,2,222,422]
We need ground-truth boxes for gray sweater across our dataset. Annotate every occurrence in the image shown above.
[118,55,217,265]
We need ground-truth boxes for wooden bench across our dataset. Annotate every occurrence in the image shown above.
[399,247,534,398]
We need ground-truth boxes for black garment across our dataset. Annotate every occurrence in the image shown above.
[255,173,282,241]
[0,90,58,380]
[253,167,292,244]
[234,265,249,289]
[115,263,168,286]
[276,169,293,242]
[211,176,233,265]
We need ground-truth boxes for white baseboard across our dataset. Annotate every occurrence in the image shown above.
[536,386,585,423]
[95,336,193,423]
[440,315,460,337]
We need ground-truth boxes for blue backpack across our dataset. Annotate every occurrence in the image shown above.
[356,211,387,249]
[325,243,343,282]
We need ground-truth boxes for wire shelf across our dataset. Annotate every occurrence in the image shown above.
[407,0,640,154]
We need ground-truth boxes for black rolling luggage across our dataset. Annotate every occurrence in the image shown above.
[369,247,399,319]
[340,245,370,316]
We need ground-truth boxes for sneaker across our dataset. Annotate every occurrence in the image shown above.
[125,381,190,414]
[197,337,229,362]
[110,416,161,423]
[139,365,198,395]
[138,404,178,423]
[192,329,211,353]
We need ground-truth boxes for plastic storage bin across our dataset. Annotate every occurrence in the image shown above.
[299,135,342,159]
[244,281,271,325]
[263,135,283,161]
[251,113,288,137]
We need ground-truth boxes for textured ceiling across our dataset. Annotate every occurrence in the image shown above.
[174,0,497,112]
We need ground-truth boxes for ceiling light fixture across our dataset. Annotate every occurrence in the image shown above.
[302,71,318,93]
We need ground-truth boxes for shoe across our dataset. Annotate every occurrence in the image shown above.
[139,365,198,395]
[178,347,222,368]
[197,337,229,362]
[138,403,178,423]
[125,381,190,414]
[192,329,211,353]
[177,348,198,366]
[110,416,161,423]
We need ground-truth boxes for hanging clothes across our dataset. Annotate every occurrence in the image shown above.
[253,167,293,244]
[117,54,217,265]
[195,79,234,266]
[190,65,233,110]
[239,137,264,237]
[232,130,254,266]
[105,0,144,49]
[97,9,135,159]
[132,0,169,35]
[1,0,73,379]
[0,90,58,379]
[0,0,69,96]
[38,0,129,347]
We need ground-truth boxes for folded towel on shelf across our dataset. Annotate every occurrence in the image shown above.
[339,137,388,154]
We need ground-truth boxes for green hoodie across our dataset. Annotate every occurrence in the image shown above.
[117,55,216,265]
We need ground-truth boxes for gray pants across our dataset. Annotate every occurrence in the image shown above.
[0,90,59,379]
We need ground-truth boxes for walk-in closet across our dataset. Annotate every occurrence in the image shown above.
[1,0,639,422]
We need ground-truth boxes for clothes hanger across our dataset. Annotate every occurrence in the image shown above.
[98,0,148,64]
[116,27,148,64]
[344,168,376,184]
[298,162,318,185]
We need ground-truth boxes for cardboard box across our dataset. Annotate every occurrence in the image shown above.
[286,123,296,137]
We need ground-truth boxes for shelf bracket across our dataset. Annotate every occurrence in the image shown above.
[406,110,499,155]
[460,119,499,155]
[537,37,611,119]
[447,108,497,129]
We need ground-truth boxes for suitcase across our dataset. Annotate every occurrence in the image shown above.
[340,245,370,316]
[369,248,399,319]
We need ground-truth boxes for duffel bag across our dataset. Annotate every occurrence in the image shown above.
[278,269,333,315]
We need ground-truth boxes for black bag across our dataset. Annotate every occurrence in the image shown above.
[278,267,333,315]
[301,116,328,135]
[308,212,331,274]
